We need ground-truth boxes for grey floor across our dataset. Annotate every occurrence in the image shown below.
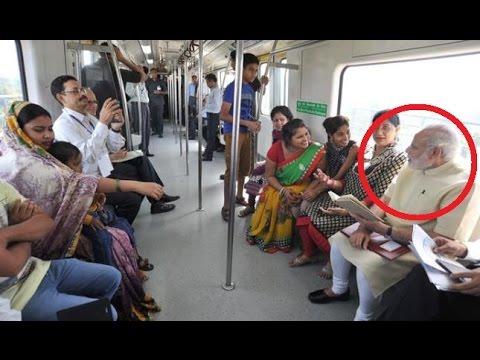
[132,122,359,321]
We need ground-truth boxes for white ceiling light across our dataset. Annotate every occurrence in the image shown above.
[147,59,153,64]
[142,45,152,54]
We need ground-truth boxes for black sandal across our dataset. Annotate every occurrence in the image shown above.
[138,257,154,271]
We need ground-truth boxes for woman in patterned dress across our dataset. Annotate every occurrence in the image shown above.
[290,110,407,276]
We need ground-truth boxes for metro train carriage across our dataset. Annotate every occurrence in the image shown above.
[1,40,479,321]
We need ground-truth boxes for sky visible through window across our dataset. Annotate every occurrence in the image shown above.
[340,53,480,170]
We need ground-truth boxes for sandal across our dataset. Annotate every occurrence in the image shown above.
[221,207,230,222]
[235,197,249,206]
[141,295,161,312]
[238,206,255,217]
[138,256,154,271]
[288,253,319,267]
[316,261,333,279]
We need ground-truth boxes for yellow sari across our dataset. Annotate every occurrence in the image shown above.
[247,142,325,253]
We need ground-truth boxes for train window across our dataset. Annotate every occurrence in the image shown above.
[219,70,235,91]
[260,63,271,115]
[0,40,24,129]
[339,53,480,168]
[279,58,288,106]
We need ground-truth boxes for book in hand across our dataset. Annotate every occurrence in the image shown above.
[328,191,385,223]
[110,150,144,163]
[340,222,411,260]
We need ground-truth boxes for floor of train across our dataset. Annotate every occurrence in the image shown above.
[133,121,359,321]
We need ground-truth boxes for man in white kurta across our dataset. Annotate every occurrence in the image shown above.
[308,125,480,321]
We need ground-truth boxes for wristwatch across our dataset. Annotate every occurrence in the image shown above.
[386,226,393,237]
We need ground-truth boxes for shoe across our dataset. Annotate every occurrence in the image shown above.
[151,202,175,214]
[216,147,225,153]
[160,194,180,203]
[316,261,333,279]
[219,174,225,180]
[146,152,154,157]
[288,253,319,267]
[221,207,229,222]
[158,134,163,138]
[138,256,154,271]
[308,288,350,304]
[235,197,249,206]
[238,206,255,217]
[202,156,212,161]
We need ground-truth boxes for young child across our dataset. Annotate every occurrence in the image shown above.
[48,141,159,320]
[239,106,294,217]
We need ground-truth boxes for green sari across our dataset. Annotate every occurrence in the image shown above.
[247,142,325,253]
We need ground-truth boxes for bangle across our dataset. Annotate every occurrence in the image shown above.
[115,179,122,192]
[279,187,286,197]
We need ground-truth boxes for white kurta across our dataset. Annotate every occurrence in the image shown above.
[331,161,480,298]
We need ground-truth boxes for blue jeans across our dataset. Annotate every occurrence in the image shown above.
[22,259,121,321]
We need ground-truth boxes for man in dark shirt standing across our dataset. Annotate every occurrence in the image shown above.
[145,68,168,138]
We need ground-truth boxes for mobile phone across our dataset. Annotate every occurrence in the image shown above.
[436,258,470,282]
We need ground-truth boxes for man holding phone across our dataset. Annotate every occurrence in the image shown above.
[51,75,180,224]
[377,236,480,321]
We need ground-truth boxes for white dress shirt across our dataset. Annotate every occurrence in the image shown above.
[53,108,125,177]
[203,85,222,114]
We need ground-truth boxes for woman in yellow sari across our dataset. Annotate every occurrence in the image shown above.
[247,119,325,253]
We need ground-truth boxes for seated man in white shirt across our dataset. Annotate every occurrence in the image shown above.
[50,75,179,224]
[376,236,480,321]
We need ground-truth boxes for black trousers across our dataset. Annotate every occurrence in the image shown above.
[105,156,164,224]
[150,103,164,136]
[204,112,220,157]
[376,264,480,321]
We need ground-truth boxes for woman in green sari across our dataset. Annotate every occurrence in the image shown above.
[247,119,325,253]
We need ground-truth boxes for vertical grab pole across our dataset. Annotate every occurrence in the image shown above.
[177,67,183,156]
[184,61,190,175]
[170,75,178,140]
[135,84,144,149]
[252,40,278,165]
[222,40,244,291]
[106,40,133,151]
[197,41,204,211]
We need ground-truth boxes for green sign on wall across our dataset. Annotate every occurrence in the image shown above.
[296,100,327,117]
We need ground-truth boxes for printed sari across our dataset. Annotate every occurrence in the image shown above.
[0,103,160,320]
[0,104,98,260]
[247,142,325,253]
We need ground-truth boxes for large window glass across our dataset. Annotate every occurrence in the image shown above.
[219,70,235,91]
[0,40,24,129]
[340,53,480,168]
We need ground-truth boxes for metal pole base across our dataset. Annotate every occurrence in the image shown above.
[222,282,235,291]
[196,208,205,212]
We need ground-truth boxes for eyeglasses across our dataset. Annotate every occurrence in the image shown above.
[87,100,98,105]
[61,87,87,95]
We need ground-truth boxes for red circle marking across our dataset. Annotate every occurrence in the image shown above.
[358,104,477,221]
